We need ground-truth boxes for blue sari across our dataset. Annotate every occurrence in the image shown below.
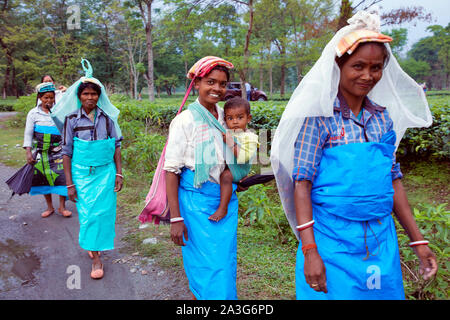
[178,168,238,300]
[296,132,405,299]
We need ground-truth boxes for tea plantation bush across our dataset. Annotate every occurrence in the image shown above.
[108,93,449,160]
[10,92,449,162]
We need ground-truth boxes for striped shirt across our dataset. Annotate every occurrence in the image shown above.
[292,92,402,183]
[62,107,122,158]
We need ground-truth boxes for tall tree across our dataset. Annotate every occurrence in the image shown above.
[130,0,155,101]
[235,0,254,99]
[409,23,450,89]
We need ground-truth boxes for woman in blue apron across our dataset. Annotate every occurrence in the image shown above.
[57,63,123,280]
[271,11,437,299]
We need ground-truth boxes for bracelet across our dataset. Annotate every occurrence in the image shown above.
[296,220,315,231]
[409,240,429,247]
[302,243,317,255]
[66,184,75,188]
[170,217,184,223]
[116,174,124,178]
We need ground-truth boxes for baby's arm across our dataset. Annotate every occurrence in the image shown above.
[222,131,240,158]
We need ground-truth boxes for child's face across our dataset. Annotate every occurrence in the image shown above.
[224,106,251,131]
[194,70,228,109]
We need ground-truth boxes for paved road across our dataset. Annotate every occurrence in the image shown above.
[0,112,17,121]
[0,162,190,300]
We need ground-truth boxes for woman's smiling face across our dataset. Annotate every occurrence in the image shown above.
[195,69,228,109]
[338,43,386,99]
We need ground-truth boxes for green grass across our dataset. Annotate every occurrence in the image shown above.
[0,122,25,168]
[401,160,450,210]
[0,97,17,111]
[237,226,296,299]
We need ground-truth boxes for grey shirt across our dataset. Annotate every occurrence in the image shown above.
[62,107,122,158]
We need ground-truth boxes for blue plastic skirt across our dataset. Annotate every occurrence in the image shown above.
[296,140,405,300]
[71,137,116,251]
[30,185,67,197]
[178,168,238,300]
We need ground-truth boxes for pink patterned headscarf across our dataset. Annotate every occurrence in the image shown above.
[187,56,234,79]
[336,29,392,57]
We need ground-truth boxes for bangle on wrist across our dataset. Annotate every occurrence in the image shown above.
[67,184,75,188]
[170,217,184,223]
[302,243,317,255]
[296,220,315,232]
[409,240,429,247]
[116,173,123,178]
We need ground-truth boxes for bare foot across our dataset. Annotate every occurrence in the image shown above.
[208,207,227,222]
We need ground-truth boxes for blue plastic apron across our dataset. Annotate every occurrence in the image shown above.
[72,137,117,251]
[178,168,238,300]
[296,139,405,300]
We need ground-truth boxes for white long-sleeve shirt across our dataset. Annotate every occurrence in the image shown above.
[23,106,57,148]
[163,102,227,184]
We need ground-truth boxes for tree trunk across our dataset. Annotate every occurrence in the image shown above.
[337,0,353,30]
[12,65,18,98]
[0,37,13,98]
[280,46,286,98]
[269,63,273,99]
[240,0,254,99]
[138,0,155,101]
[185,60,189,91]
[296,61,303,83]
[259,62,264,91]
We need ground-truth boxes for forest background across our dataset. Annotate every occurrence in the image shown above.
[1,0,449,99]
[0,0,449,300]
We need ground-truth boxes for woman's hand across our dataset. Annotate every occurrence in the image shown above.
[67,186,78,203]
[304,248,328,293]
[114,175,123,192]
[26,152,36,165]
[414,245,438,280]
[171,221,188,246]
[25,148,36,165]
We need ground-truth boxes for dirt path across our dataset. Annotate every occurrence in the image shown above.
[0,162,190,300]
[0,112,18,128]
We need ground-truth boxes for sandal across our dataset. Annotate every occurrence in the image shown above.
[90,263,104,279]
[41,209,54,218]
[88,251,101,259]
[58,209,72,217]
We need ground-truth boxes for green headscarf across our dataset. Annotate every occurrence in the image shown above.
[50,59,122,137]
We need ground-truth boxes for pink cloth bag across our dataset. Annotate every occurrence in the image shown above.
[138,82,193,225]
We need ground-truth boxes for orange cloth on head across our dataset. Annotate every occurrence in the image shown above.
[336,29,392,57]
[187,56,234,79]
